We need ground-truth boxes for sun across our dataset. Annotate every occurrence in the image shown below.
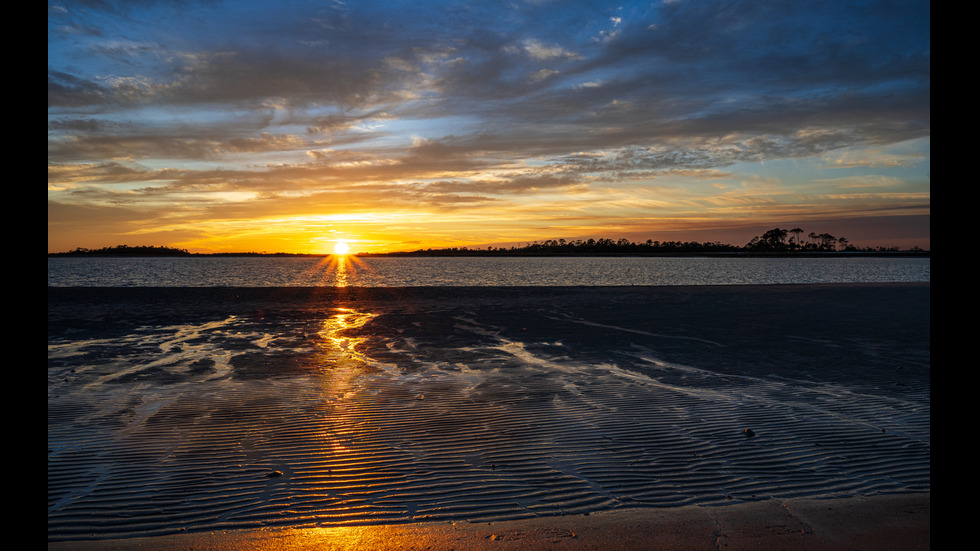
[333,240,350,255]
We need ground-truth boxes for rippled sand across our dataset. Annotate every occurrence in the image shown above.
[48,285,930,543]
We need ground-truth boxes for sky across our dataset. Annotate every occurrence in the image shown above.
[48,0,930,254]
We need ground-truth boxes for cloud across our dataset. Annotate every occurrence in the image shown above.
[519,38,579,60]
[47,0,930,252]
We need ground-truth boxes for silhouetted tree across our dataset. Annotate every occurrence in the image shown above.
[747,228,790,251]
[813,233,837,250]
[788,227,804,249]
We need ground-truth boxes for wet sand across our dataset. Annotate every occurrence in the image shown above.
[48,492,929,550]
[48,284,929,548]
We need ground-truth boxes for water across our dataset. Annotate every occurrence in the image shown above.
[48,255,930,287]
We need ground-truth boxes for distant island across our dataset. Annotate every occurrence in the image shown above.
[49,228,928,257]
[48,245,314,257]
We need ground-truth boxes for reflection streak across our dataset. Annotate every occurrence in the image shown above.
[299,254,373,287]
[313,306,379,403]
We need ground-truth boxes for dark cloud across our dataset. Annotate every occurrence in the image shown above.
[49,0,929,146]
[48,71,112,107]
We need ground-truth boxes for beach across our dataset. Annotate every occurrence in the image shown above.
[48,493,929,550]
[48,284,930,549]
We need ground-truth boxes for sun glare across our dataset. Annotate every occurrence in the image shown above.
[334,241,350,255]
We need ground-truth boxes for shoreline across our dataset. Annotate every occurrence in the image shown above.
[49,250,930,257]
[48,493,930,550]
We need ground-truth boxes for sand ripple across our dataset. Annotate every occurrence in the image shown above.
[48,286,930,541]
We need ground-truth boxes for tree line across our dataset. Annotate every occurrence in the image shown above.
[48,245,316,256]
[50,245,193,256]
[380,228,925,256]
[50,228,927,257]
[745,227,850,252]
[392,237,739,256]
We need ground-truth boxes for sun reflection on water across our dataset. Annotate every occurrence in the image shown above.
[313,306,379,401]
[318,307,376,362]
[299,254,372,287]
[333,255,350,287]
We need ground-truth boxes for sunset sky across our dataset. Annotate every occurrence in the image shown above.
[48,0,930,254]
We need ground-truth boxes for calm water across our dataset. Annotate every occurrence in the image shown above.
[48,255,930,287]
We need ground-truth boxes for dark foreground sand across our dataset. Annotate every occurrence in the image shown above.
[49,284,929,549]
[48,493,929,550]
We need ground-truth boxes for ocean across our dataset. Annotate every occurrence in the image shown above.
[47,255,930,287]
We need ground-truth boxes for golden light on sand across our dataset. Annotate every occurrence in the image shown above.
[334,241,350,255]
